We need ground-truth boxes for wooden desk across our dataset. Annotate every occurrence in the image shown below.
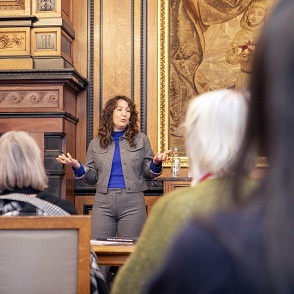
[158,177,192,193]
[92,244,136,266]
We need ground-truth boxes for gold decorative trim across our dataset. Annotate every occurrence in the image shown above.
[158,1,266,169]
[158,0,189,167]
[158,0,168,154]
[163,156,189,168]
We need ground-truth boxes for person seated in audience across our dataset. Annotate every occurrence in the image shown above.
[144,1,294,293]
[0,131,109,294]
[0,131,77,215]
[111,88,257,294]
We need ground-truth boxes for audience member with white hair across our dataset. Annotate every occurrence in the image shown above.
[111,88,256,294]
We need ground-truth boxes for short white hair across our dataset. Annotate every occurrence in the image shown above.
[184,89,249,186]
[0,131,48,192]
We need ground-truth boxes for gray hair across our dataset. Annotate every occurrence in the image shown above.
[0,131,48,192]
[184,89,250,186]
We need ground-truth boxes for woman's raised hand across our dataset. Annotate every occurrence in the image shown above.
[153,149,172,165]
[56,152,81,169]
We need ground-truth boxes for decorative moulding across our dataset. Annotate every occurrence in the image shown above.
[0,0,31,16]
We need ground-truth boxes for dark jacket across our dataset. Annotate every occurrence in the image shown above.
[0,187,77,215]
[145,202,267,294]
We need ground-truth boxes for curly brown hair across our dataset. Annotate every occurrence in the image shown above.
[98,95,139,148]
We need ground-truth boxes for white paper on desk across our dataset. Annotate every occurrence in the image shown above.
[90,240,134,246]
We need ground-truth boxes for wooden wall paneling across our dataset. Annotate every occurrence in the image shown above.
[63,86,77,116]
[0,0,89,204]
[75,195,94,215]
[144,195,160,216]
[31,27,61,57]
[61,0,73,25]
[44,133,65,199]
[0,70,87,202]
[61,133,67,198]
[0,85,63,113]
[72,0,88,161]
[63,112,77,138]
[31,26,74,69]
[85,0,156,148]
[61,88,81,202]
[0,117,63,133]
[61,29,73,65]
[63,118,77,203]
[92,0,137,149]
[101,1,132,98]
[0,58,32,70]
[0,27,30,56]
[93,0,101,141]
[31,0,75,70]
[75,90,88,162]
[30,132,45,161]
[136,0,147,133]
[0,27,32,69]
[133,0,142,119]
[146,0,159,152]
[163,179,191,194]
[91,0,150,137]
[72,0,87,78]
[31,0,61,18]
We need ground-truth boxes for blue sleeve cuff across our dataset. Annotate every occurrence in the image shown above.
[72,163,85,177]
[150,161,162,173]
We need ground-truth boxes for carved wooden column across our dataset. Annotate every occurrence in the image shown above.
[0,72,86,202]
[0,70,87,202]
[0,1,87,203]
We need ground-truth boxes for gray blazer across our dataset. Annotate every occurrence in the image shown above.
[76,132,162,193]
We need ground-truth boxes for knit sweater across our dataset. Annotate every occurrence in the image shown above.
[111,176,256,294]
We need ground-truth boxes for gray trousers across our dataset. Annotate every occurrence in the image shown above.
[90,188,147,239]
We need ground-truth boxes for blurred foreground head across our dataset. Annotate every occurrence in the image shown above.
[243,0,294,170]
[233,1,294,291]
[184,89,251,186]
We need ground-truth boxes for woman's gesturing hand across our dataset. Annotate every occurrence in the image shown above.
[56,152,81,169]
[153,149,172,165]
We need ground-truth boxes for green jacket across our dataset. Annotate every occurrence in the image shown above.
[111,176,256,294]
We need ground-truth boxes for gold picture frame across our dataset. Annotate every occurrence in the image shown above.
[157,0,270,169]
[158,0,189,167]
